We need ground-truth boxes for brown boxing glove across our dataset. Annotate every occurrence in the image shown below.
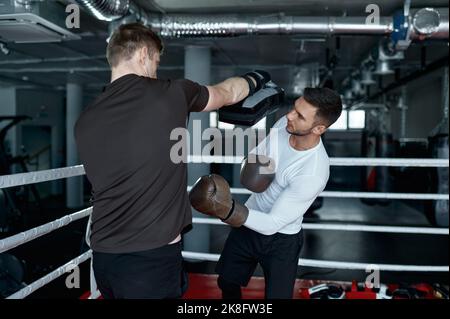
[240,154,276,193]
[189,174,248,227]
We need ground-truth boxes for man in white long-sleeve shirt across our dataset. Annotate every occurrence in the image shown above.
[215,87,343,299]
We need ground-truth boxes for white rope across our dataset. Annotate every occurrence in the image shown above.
[320,191,448,200]
[299,259,449,272]
[0,165,85,189]
[6,250,92,299]
[1,208,445,257]
[188,186,448,201]
[188,155,242,164]
[0,207,92,253]
[182,251,220,262]
[181,251,449,272]
[301,224,449,235]
[192,218,449,235]
[189,155,449,167]
[330,157,449,167]
[0,157,447,189]
[88,258,98,299]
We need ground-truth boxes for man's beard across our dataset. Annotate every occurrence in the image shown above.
[286,126,312,137]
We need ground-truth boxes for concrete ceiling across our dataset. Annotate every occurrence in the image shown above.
[0,0,448,101]
[137,0,446,15]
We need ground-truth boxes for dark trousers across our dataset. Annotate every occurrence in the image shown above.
[92,241,185,299]
[216,226,303,299]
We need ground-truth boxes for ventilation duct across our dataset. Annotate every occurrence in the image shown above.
[76,1,448,41]
[410,7,449,40]
[151,14,394,37]
[74,0,130,22]
[0,0,80,43]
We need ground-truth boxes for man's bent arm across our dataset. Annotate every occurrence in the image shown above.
[244,176,324,235]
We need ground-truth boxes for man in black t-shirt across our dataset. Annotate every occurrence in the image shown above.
[75,23,263,298]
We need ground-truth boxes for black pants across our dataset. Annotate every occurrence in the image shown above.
[216,226,303,299]
[92,242,185,299]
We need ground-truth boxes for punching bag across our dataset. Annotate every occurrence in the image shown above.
[375,132,394,206]
[427,134,449,227]
[361,130,394,205]
[361,130,377,205]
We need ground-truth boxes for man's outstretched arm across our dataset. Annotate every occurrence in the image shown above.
[203,77,251,112]
[202,70,271,112]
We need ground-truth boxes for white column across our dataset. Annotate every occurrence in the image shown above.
[51,125,64,195]
[184,46,212,255]
[66,80,84,208]
[0,88,18,163]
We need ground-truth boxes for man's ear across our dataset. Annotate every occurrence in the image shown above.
[312,124,327,135]
[139,46,148,64]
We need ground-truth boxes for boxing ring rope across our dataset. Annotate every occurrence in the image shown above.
[1,165,448,201]
[318,191,448,200]
[1,208,446,256]
[1,157,447,190]
[181,251,449,272]
[0,156,448,298]
[190,187,450,201]
[6,250,92,299]
[0,208,92,253]
[189,155,449,167]
[0,165,85,189]
[192,218,449,235]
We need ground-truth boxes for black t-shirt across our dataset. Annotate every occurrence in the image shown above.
[74,74,209,253]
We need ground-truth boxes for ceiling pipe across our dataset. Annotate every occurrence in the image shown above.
[150,15,394,37]
[73,0,130,22]
[73,1,448,40]
[410,7,449,40]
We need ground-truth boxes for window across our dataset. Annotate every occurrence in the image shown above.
[329,110,347,130]
[348,110,365,129]
[329,110,365,130]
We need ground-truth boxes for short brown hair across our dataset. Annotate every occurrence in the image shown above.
[106,23,163,67]
[303,87,343,127]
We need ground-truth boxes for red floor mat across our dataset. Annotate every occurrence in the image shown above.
[183,273,307,299]
[82,274,442,299]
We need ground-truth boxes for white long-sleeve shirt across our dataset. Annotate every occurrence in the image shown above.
[243,116,330,235]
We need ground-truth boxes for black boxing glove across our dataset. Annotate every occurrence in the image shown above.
[242,70,271,95]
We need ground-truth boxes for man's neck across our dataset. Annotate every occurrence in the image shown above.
[110,64,141,83]
[289,133,320,151]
